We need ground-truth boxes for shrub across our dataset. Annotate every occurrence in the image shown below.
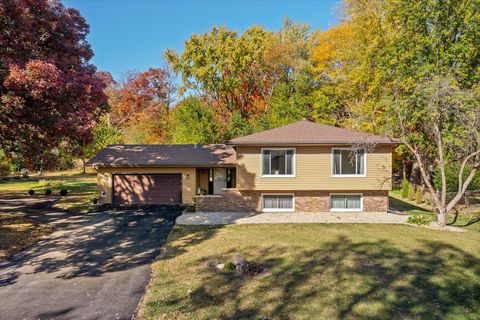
[423,197,433,206]
[59,189,68,196]
[28,189,35,196]
[401,179,409,198]
[0,163,11,177]
[414,186,423,204]
[408,183,416,201]
[92,198,98,204]
[407,214,432,226]
[223,262,236,272]
[45,189,52,195]
[38,179,65,188]
[241,261,265,276]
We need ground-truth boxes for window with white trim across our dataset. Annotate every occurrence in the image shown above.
[330,194,362,211]
[332,149,365,176]
[262,194,294,211]
[262,149,295,176]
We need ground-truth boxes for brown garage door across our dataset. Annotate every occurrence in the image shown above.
[113,174,182,205]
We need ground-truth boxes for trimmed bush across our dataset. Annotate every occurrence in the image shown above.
[223,262,236,272]
[45,189,52,195]
[59,189,68,196]
[407,214,432,226]
[401,179,409,198]
[27,189,35,196]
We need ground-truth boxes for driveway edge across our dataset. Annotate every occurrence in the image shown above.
[133,245,170,320]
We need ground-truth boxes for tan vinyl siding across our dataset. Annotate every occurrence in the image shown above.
[96,167,196,204]
[236,145,392,191]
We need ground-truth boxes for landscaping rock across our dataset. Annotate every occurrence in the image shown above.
[232,254,246,267]
[215,263,225,270]
[202,259,219,268]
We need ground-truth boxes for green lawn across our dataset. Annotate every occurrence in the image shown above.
[140,224,480,320]
[0,174,96,195]
[0,172,97,213]
[389,190,480,233]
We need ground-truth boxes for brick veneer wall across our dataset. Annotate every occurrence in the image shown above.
[195,189,389,213]
[195,189,261,212]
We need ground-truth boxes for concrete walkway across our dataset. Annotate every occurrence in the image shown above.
[177,211,410,225]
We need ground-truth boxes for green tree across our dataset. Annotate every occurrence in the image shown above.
[166,26,271,119]
[224,111,254,140]
[81,116,122,173]
[262,19,319,129]
[264,83,312,129]
[374,0,480,226]
[317,0,480,227]
[310,0,480,226]
[170,97,223,144]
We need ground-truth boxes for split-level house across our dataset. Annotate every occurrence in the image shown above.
[87,120,396,213]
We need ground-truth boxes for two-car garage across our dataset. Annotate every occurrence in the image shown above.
[87,144,237,206]
[112,174,182,205]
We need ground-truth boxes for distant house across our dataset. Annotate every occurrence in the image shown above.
[87,120,396,213]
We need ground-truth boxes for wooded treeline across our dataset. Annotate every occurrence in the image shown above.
[1,0,479,225]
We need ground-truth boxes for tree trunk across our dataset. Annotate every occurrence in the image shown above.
[436,209,446,227]
[82,159,86,175]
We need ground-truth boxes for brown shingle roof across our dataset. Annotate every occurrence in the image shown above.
[86,144,236,167]
[228,120,395,145]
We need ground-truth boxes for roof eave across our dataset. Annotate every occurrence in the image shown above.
[227,141,400,146]
[86,163,237,168]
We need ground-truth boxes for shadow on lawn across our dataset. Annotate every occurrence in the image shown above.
[164,233,480,319]
[389,196,430,213]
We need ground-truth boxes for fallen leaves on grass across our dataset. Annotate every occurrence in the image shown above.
[53,194,95,213]
[0,214,53,260]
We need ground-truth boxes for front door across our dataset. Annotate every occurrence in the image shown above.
[213,168,227,194]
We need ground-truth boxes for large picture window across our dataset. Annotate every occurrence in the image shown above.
[262,194,294,212]
[330,194,363,212]
[332,148,365,176]
[262,148,295,176]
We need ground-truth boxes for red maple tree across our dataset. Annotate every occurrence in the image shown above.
[0,0,107,169]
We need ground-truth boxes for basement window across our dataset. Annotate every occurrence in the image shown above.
[330,194,363,212]
[262,194,295,212]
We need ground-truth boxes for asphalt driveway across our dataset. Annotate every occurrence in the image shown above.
[0,199,181,320]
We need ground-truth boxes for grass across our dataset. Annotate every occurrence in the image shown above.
[0,170,98,259]
[0,174,97,195]
[0,171,97,213]
[389,190,480,233]
[0,171,97,260]
[140,224,480,320]
[0,213,53,261]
